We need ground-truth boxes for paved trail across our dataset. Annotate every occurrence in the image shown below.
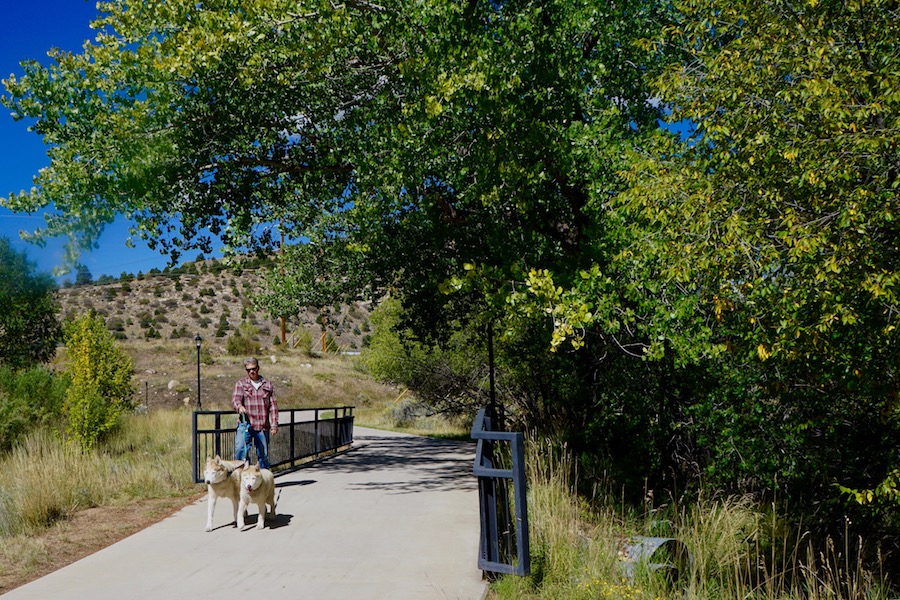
[3,428,486,600]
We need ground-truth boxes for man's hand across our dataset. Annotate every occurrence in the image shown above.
[270,426,278,435]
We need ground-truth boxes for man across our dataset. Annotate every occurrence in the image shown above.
[233,357,278,468]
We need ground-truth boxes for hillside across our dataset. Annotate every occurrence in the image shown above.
[55,258,380,411]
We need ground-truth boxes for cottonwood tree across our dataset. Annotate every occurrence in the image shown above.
[1,0,674,427]
[598,0,900,512]
[2,0,378,262]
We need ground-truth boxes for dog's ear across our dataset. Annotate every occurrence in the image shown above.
[242,459,250,469]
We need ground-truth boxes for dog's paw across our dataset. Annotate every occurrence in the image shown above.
[205,523,213,532]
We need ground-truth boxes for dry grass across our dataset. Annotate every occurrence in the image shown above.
[95,339,399,413]
[55,263,376,414]
[0,497,195,593]
[489,439,895,600]
[0,411,196,538]
[57,262,372,352]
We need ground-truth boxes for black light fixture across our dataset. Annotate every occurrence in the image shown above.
[195,334,202,410]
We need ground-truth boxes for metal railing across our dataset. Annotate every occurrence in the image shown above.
[192,406,354,483]
[471,406,530,576]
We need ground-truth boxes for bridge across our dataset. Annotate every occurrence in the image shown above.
[2,428,487,600]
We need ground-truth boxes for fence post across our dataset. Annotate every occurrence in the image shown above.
[315,409,320,455]
[289,408,296,468]
[192,411,200,483]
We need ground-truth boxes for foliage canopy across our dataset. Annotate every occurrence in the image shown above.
[3,0,900,538]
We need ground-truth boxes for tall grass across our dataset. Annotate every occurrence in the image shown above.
[491,437,895,600]
[0,409,195,539]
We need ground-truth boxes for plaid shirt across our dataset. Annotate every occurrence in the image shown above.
[232,376,278,432]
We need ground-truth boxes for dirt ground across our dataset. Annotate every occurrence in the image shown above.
[0,494,203,595]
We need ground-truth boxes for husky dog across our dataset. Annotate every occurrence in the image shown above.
[203,455,246,532]
[237,462,276,530]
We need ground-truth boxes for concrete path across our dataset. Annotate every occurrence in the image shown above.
[3,428,487,600]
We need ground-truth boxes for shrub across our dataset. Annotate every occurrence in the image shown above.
[237,321,260,339]
[106,317,126,332]
[324,332,339,353]
[387,398,428,428]
[0,366,69,452]
[63,314,136,450]
[226,335,261,356]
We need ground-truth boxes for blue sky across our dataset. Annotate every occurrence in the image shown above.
[0,1,193,281]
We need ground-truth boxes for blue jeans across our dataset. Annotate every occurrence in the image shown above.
[235,423,271,469]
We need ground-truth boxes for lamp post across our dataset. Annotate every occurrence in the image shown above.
[195,334,202,410]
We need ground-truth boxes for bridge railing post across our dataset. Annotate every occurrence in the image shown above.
[471,407,530,577]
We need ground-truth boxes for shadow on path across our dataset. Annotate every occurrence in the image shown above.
[309,434,477,494]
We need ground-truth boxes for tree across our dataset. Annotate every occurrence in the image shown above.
[253,237,367,352]
[617,0,900,374]
[74,263,93,286]
[1,0,378,264]
[0,237,62,369]
[600,0,900,516]
[1,0,669,323]
[63,313,135,450]
[0,0,676,459]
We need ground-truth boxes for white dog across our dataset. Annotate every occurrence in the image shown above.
[203,455,245,532]
[237,462,276,530]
